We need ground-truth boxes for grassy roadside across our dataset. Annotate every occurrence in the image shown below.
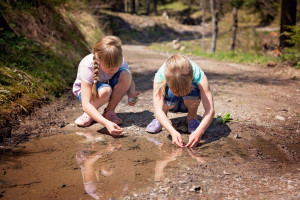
[148,39,277,65]
[148,7,278,65]
[0,1,103,141]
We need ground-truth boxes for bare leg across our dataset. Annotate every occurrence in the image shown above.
[184,99,200,121]
[91,86,112,110]
[75,87,112,127]
[105,70,132,111]
[162,103,174,115]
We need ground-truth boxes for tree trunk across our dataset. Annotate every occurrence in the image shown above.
[135,0,139,14]
[201,0,206,50]
[210,0,218,53]
[124,0,128,13]
[147,0,151,15]
[230,7,238,51]
[154,0,158,15]
[279,0,297,48]
[131,0,136,14]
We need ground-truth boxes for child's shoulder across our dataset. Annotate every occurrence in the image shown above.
[80,54,93,63]
[78,54,94,70]
[189,59,203,70]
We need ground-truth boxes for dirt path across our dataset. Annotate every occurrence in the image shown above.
[1,45,300,199]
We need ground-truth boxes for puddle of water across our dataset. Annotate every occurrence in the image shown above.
[0,132,207,200]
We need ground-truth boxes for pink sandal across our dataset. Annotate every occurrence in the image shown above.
[103,111,122,125]
[75,112,94,127]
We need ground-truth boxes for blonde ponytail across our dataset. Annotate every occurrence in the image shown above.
[91,36,123,97]
[154,80,167,98]
[92,56,99,96]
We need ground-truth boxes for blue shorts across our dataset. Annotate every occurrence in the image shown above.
[78,68,129,101]
[164,83,200,113]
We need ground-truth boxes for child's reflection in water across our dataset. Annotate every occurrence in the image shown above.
[76,132,206,199]
[76,132,121,199]
[147,137,205,184]
[155,147,182,182]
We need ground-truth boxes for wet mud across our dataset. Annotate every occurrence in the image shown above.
[0,132,208,200]
[1,45,300,199]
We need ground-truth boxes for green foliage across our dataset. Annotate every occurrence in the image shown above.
[158,1,189,12]
[0,30,79,112]
[217,113,232,124]
[3,0,68,10]
[281,26,300,68]
[148,41,275,65]
[230,0,244,9]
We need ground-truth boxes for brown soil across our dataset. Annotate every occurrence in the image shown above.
[1,45,300,199]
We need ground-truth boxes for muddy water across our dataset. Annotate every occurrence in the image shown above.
[0,132,206,200]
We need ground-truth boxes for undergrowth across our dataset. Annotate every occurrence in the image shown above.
[0,0,96,140]
[0,31,79,114]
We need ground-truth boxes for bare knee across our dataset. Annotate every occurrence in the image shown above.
[184,100,200,109]
[163,103,174,113]
[98,87,112,101]
[119,70,131,84]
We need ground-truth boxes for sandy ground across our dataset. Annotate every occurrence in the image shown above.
[1,45,300,199]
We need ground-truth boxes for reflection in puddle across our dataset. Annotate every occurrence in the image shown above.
[76,142,121,199]
[75,132,206,200]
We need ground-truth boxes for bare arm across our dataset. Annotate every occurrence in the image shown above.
[153,82,184,147]
[186,75,215,147]
[81,80,123,135]
[127,77,141,106]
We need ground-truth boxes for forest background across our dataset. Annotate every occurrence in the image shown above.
[0,0,299,143]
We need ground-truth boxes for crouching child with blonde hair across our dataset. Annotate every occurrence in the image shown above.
[72,36,140,135]
[146,54,214,147]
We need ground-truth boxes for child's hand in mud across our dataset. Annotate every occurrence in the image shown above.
[185,132,202,148]
[171,131,184,148]
[128,92,141,106]
[106,122,123,136]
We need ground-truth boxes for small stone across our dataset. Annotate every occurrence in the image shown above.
[235,134,241,139]
[275,115,285,121]
[223,170,230,175]
[180,46,186,51]
[287,185,294,190]
[189,186,201,193]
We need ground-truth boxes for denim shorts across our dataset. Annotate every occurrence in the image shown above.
[165,83,200,113]
[78,68,129,101]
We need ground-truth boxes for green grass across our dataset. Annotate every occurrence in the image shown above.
[148,19,278,65]
[148,40,276,65]
[158,1,189,12]
[0,31,83,113]
[0,0,99,117]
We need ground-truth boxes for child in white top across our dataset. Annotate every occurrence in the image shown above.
[146,54,214,147]
[73,36,140,135]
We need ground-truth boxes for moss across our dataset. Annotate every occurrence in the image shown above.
[0,1,98,140]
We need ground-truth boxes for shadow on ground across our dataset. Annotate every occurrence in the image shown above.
[170,116,231,145]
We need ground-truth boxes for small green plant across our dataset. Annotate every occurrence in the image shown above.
[280,25,300,68]
[217,112,232,124]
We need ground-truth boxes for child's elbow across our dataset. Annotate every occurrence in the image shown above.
[82,102,88,113]
[211,109,215,118]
